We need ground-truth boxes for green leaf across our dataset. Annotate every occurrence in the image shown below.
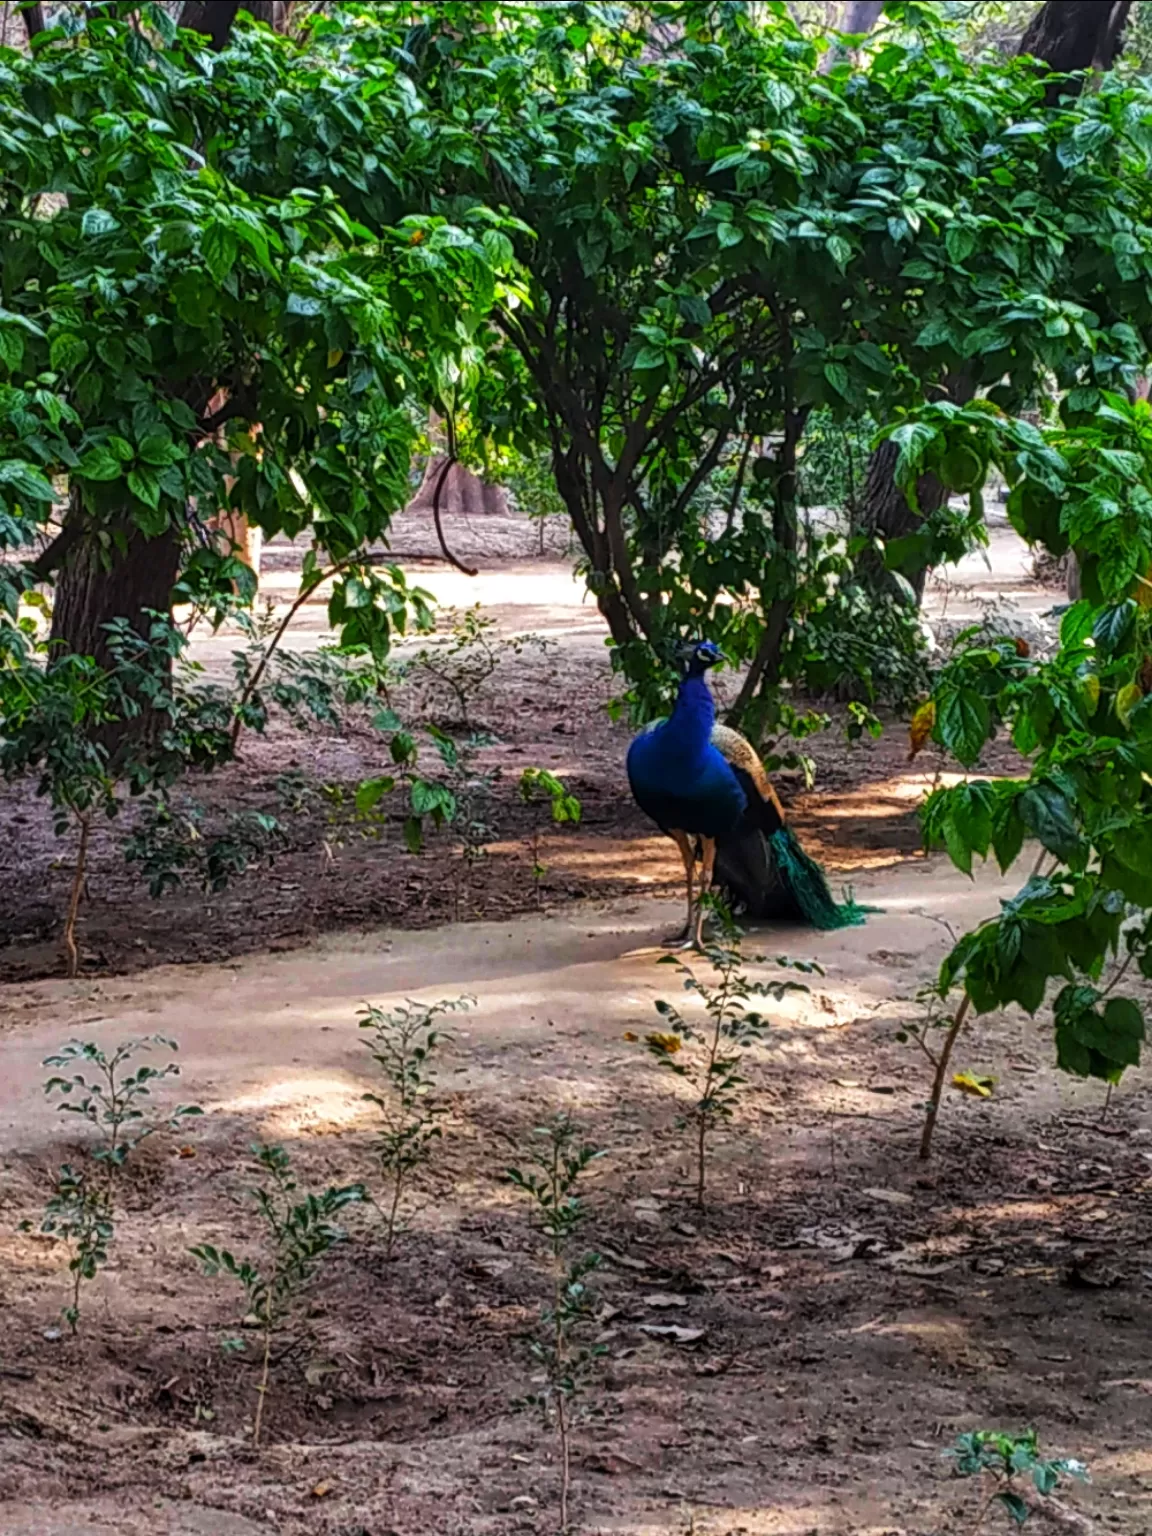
[137,432,177,467]
[944,225,975,264]
[677,293,712,327]
[0,328,24,373]
[937,686,990,767]
[632,344,667,370]
[202,223,239,284]
[716,221,742,249]
[1059,600,1095,648]
[825,234,851,270]
[823,361,850,398]
[355,776,395,814]
[1092,602,1136,657]
[81,208,120,237]
[0,460,56,502]
[402,815,423,854]
[127,467,161,509]
[996,1491,1029,1527]
[77,445,123,482]
[49,333,88,373]
[1017,783,1084,864]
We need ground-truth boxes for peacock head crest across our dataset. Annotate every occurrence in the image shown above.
[675,638,726,678]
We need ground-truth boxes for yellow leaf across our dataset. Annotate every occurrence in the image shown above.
[327,348,343,369]
[908,699,936,762]
[645,1032,682,1055]
[622,1031,638,1042]
[952,1070,994,1098]
[1080,673,1100,713]
[1133,564,1152,609]
[1117,682,1143,727]
[311,1482,333,1499]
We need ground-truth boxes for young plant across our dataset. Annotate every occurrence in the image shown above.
[191,1143,364,1446]
[431,729,499,919]
[631,900,815,1207]
[33,1164,113,1335]
[33,1034,201,1329]
[507,1116,605,1536]
[408,604,549,730]
[946,1429,1090,1531]
[358,995,472,1256]
[43,1035,202,1172]
[519,768,582,908]
[896,972,977,1162]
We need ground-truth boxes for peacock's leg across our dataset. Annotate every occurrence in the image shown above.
[662,829,696,948]
[693,836,717,948]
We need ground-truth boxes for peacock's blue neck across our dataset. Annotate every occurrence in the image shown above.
[663,673,715,755]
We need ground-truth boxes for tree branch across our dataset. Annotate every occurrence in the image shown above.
[430,422,480,578]
[26,520,83,583]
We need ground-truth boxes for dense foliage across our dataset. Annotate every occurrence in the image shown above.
[354,0,1152,730]
[902,386,1152,1084]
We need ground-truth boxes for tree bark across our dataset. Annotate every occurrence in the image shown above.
[178,1,242,48]
[1019,1,1132,102]
[819,1,884,72]
[854,440,950,605]
[19,2,45,41]
[48,509,183,754]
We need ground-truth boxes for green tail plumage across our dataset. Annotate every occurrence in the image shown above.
[768,825,876,931]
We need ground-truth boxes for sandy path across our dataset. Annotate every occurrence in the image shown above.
[0,864,1012,1158]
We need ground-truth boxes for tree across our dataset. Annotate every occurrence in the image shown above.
[382,1,1152,734]
[854,0,1136,606]
[0,5,521,757]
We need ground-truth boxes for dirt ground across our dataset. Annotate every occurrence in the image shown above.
[2,504,1150,1535]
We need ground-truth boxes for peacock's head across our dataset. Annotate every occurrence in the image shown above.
[675,638,726,678]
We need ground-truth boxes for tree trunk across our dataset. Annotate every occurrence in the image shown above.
[852,0,1133,608]
[819,1,884,72]
[178,1,242,48]
[854,440,950,605]
[49,513,183,753]
[1019,1,1132,101]
[19,2,46,41]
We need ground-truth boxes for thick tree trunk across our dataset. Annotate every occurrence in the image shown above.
[854,440,950,605]
[178,1,242,47]
[19,3,46,41]
[1019,1,1132,101]
[49,512,183,754]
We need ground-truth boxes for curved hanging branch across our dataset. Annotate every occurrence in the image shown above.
[431,415,479,577]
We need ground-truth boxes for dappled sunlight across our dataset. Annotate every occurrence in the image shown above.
[212,1071,373,1136]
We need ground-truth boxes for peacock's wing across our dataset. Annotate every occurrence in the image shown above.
[710,723,786,823]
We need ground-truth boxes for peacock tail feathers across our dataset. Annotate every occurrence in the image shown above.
[768,825,874,931]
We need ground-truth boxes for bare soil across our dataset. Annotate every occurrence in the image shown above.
[2,504,1149,1535]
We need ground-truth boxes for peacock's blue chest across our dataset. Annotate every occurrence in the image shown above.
[626,677,748,839]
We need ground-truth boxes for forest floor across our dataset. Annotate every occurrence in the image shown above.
[2,503,1151,1535]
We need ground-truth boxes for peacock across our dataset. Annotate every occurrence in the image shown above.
[626,639,871,947]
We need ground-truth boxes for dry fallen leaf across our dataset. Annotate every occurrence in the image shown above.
[639,1324,707,1344]
[645,1031,682,1055]
[311,1482,332,1499]
[907,698,936,762]
[863,1187,913,1207]
[952,1071,995,1098]
[642,1293,689,1310]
